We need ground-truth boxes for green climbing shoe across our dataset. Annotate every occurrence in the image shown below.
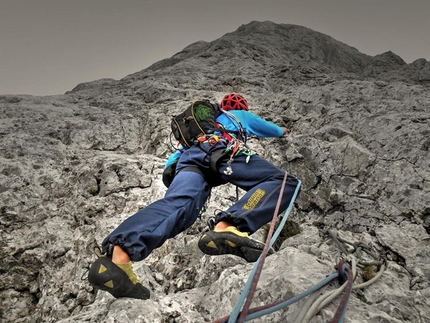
[88,257,150,300]
[198,226,271,262]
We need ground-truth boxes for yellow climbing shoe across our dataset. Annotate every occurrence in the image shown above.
[198,226,272,262]
[88,257,150,300]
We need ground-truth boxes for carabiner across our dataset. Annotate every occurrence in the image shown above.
[208,135,219,146]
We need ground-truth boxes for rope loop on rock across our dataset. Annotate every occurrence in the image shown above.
[301,230,387,323]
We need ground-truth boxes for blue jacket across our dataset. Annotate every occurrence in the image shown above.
[216,110,284,138]
[165,110,284,168]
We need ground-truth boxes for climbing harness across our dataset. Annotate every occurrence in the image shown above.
[210,176,386,323]
[216,108,253,176]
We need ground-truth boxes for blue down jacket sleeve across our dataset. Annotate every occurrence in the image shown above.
[216,110,284,138]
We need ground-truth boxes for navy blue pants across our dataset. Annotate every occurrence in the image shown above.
[102,142,300,261]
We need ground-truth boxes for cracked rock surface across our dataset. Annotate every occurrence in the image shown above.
[1,21,429,322]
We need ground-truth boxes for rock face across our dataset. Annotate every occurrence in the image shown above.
[1,21,429,323]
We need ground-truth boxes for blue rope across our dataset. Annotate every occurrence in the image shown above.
[245,273,338,321]
[214,273,338,323]
[226,179,302,323]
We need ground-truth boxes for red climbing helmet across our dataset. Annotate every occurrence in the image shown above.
[220,93,249,111]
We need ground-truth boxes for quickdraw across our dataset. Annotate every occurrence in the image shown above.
[223,138,255,175]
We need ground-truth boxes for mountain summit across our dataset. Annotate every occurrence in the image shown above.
[1,21,429,323]
[69,21,430,96]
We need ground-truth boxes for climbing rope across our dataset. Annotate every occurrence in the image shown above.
[236,172,289,322]
[326,230,384,267]
[212,256,378,323]
[213,273,338,323]
[301,231,387,323]
[211,180,385,322]
[217,174,302,323]
[331,260,354,323]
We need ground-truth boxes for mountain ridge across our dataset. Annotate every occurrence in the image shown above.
[68,21,428,94]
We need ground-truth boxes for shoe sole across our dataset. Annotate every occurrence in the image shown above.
[88,257,150,300]
[198,230,267,262]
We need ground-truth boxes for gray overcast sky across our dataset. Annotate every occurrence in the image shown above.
[1,0,429,96]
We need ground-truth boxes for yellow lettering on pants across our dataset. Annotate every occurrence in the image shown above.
[243,189,266,210]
